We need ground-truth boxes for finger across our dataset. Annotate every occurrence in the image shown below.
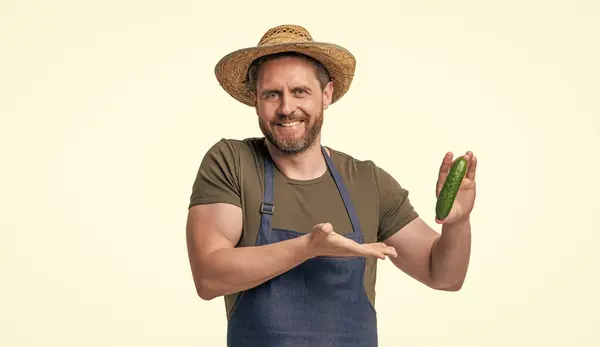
[370,251,386,260]
[374,242,398,258]
[466,154,477,180]
[313,223,331,233]
[462,150,473,162]
[374,248,397,260]
[365,247,386,260]
[320,223,333,233]
[312,223,324,233]
[383,245,397,258]
[438,152,454,176]
[356,244,381,259]
[363,243,397,259]
[386,246,398,258]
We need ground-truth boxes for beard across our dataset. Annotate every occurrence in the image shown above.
[259,107,323,155]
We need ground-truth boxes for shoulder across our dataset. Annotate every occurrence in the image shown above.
[189,137,266,209]
[203,137,266,163]
[327,147,378,176]
[327,147,384,198]
[327,146,408,193]
[204,137,261,155]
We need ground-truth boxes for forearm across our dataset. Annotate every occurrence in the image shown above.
[430,217,472,290]
[194,234,311,300]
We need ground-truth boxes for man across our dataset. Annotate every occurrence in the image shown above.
[186,24,476,347]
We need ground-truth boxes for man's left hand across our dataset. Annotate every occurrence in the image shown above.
[435,151,477,224]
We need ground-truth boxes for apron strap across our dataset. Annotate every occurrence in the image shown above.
[259,145,363,238]
[320,146,362,237]
[260,155,276,234]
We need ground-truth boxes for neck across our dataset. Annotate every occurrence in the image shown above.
[265,138,329,181]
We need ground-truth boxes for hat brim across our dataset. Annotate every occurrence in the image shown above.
[214,41,356,107]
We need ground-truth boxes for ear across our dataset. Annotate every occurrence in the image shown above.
[322,81,334,110]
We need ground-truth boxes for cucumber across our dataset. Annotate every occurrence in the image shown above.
[435,157,468,220]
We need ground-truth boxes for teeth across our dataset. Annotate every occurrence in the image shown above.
[280,121,300,127]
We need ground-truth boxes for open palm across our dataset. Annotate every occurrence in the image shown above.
[435,151,478,224]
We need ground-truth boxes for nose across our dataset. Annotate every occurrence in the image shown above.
[277,92,295,116]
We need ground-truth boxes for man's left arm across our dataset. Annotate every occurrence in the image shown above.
[376,151,477,291]
[383,216,471,291]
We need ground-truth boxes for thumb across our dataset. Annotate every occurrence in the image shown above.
[319,223,333,234]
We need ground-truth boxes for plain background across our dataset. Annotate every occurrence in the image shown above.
[2,0,599,346]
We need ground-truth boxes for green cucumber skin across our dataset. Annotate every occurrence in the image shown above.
[436,157,468,220]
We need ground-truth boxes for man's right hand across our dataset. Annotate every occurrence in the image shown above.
[304,223,398,260]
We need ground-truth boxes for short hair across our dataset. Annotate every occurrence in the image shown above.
[245,51,331,94]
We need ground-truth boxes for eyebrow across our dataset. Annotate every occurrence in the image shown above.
[259,85,313,97]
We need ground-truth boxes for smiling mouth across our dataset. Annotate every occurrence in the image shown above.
[277,120,303,127]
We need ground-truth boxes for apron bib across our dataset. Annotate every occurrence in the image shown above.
[227,146,378,347]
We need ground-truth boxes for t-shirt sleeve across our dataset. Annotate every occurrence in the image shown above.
[188,139,242,209]
[375,164,419,242]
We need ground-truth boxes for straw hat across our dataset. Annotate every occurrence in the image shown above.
[214,24,356,107]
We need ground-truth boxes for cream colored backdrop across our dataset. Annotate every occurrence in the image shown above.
[2,1,598,346]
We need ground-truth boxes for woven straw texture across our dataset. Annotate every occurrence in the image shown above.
[214,24,356,107]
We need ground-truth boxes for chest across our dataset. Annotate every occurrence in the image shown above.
[238,168,380,247]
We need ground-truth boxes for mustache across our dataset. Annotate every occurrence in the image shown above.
[273,112,308,123]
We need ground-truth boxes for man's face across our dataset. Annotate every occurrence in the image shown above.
[254,56,333,154]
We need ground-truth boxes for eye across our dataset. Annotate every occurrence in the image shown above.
[265,91,278,99]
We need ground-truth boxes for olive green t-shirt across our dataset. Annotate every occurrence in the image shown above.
[188,137,419,319]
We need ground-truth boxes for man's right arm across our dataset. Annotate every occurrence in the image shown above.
[186,140,313,300]
[186,202,313,300]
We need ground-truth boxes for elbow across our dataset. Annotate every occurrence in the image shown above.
[438,282,464,292]
[431,278,465,292]
[189,258,223,300]
[196,286,216,301]
[194,277,221,301]
[196,285,219,301]
[197,291,218,301]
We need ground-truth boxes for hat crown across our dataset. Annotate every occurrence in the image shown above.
[215,24,355,107]
[257,25,313,46]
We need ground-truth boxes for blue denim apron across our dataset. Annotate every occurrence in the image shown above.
[226,146,378,347]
